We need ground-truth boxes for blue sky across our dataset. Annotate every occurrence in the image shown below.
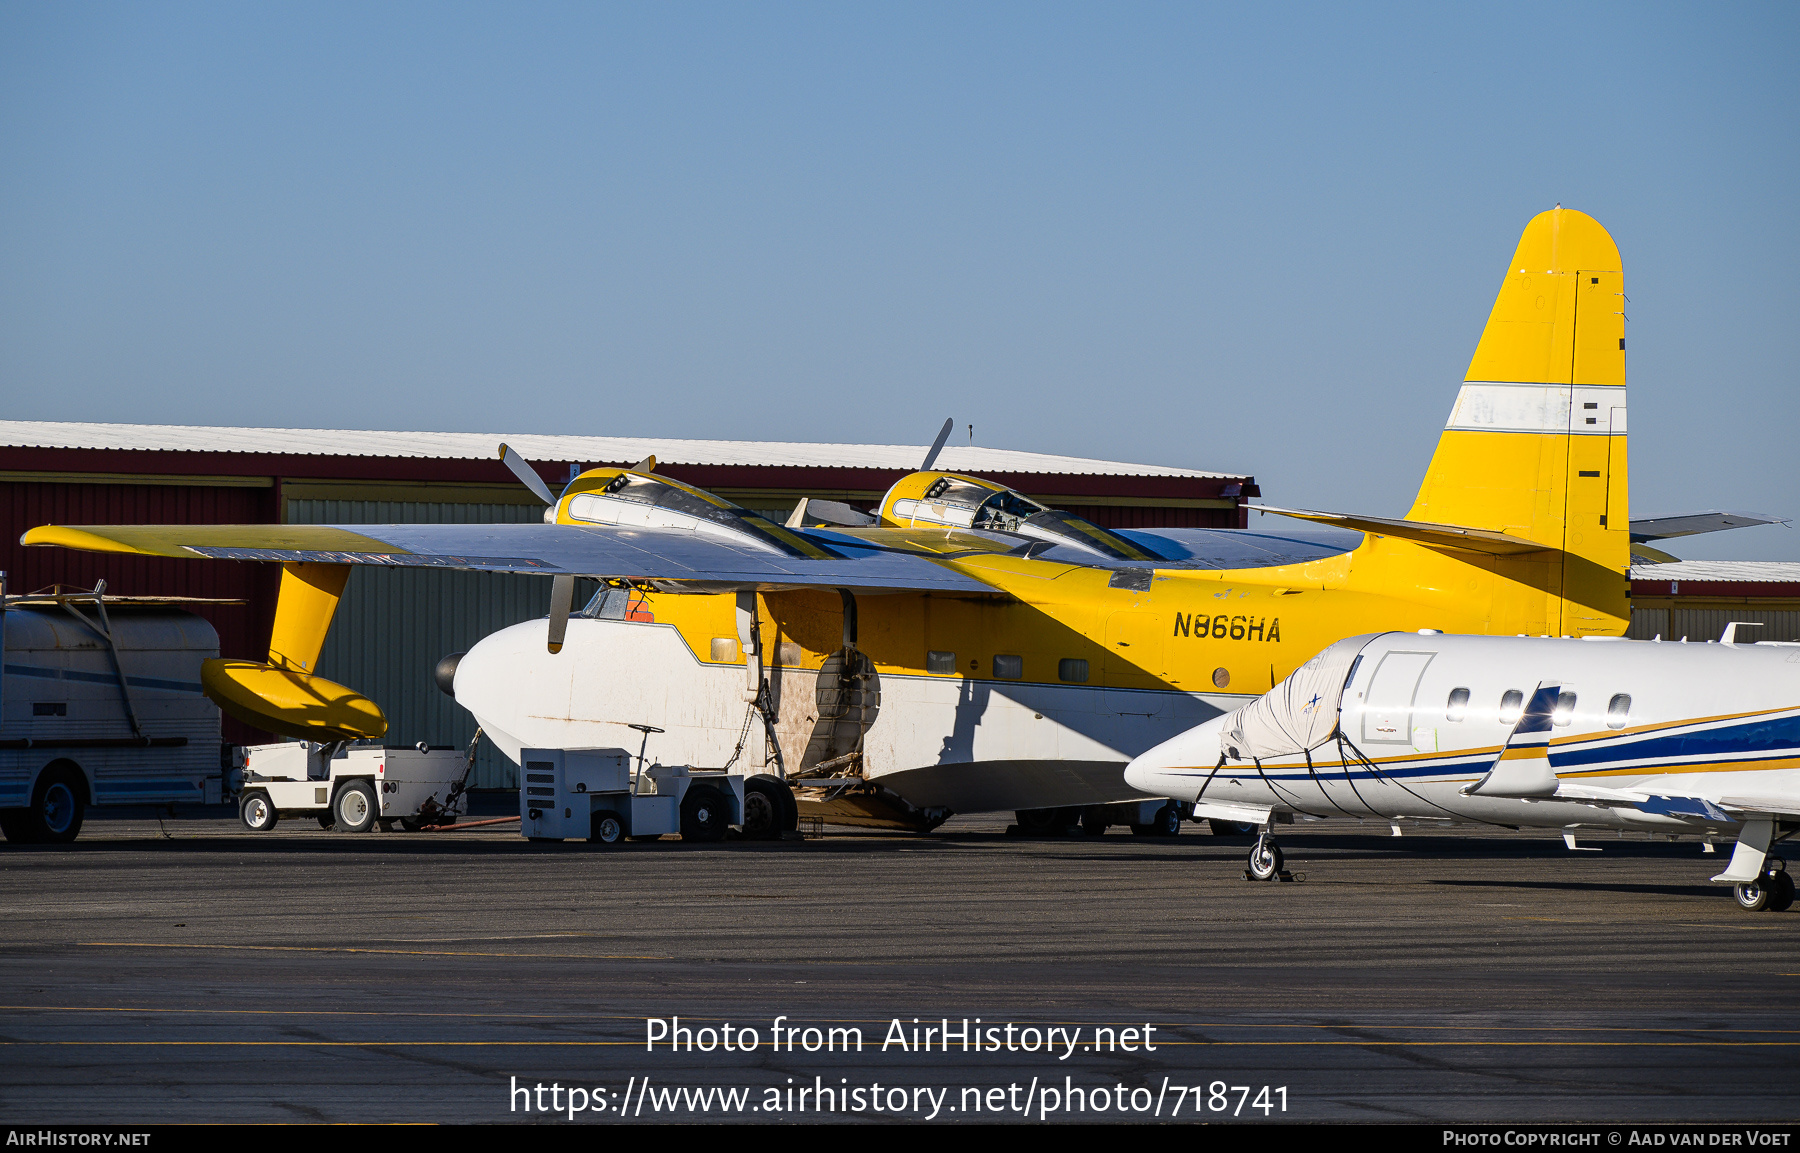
[2,2,1795,559]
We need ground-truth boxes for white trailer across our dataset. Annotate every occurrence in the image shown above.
[1,585,223,844]
[235,743,472,832]
[518,747,797,843]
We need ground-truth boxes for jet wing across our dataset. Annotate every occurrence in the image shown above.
[21,522,998,595]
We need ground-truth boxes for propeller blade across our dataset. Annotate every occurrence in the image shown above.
[546,574,575,654]
[920,418,954,472]
[631,455,657,472]
[497,443,557,506]
[785,498,810,529]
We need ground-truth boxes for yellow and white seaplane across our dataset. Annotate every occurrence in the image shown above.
[23,208,1745,835]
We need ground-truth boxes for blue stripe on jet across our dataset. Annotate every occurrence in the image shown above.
[1552,714,1800,769]
[1222,755,1492,784]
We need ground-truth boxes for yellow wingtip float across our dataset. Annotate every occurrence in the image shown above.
[201,660,388,742]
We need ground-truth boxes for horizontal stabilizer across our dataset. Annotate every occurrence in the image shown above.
[1630,511,1790,542]
[1252,506,1551,556]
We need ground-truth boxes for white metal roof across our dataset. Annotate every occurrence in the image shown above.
[0,420,1236,479]
[1630,561,1800,584]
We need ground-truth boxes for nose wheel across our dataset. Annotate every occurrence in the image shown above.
[1245,835,1304,883]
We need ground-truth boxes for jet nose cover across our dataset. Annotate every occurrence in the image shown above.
[1125,719,1224,799]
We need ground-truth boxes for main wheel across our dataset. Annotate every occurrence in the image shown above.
[680,785,729,843]
[333,780,378,833]
[1209,818,1258,838]
[1733,879,1771,911]
[1079,808,1108,836]
[1767,870,1796,913]
[27,771,86,844]
[1015,807,1059,833]
[746,773,797,832]
[1151,803,1183,837]
[240,790,278,832]
[1248,837,1284,881]
[589,811,625,844]
[740,780,782,841]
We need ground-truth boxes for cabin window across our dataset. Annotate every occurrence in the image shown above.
[1606,693,1632,729]
[926,651,957,674]
[1058,658,1089,683]
[1553,691,1578,726]
[922,477,996,507]
[1445,687,1470,722]
[1498,689,1525,725]
[710,637,738,662]
[993,655,1024,680]
[972,489,1048,533]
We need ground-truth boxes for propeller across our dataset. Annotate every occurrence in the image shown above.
[498,443,557,506]
[496,443,576,655]
[920,417,954,472]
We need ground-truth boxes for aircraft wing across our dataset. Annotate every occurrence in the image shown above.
[1629,511,1790,542]
[20,522,999,595]
[1119,525,1362,569]
[1249,505,1553,556]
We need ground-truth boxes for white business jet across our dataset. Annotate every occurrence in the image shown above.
[1123,628,1800,912]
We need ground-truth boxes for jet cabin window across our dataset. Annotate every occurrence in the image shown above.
[1445,687,1471,722]
[1553,692,1578,727]
[1498,690,1525,725]
[1606,693,1632,730]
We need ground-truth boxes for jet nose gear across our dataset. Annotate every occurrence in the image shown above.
[1245,834,1305,883]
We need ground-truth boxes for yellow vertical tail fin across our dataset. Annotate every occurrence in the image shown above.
[1405,207,1630,634]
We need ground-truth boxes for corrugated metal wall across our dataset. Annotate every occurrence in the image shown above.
[289,499,558,788]
[1629,606,1800,642]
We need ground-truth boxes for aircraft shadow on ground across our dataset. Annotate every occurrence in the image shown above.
[1426,878,1723,898]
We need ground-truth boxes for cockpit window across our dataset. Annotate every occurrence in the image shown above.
[971,490,1049,532]
[922,477,998,507]
[600,473,742,526]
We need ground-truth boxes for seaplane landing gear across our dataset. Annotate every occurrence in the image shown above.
[1733,861,1794,913]
[1245,835,1303,883]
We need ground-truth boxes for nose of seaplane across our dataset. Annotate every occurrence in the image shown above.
[1125,714,1229,801]
[442,618,563,762]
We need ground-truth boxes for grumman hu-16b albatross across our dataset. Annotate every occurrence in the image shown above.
[1123,629,1800,913]
[21,208,1742,834]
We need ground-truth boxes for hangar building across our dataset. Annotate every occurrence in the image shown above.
[1,421,1257,786]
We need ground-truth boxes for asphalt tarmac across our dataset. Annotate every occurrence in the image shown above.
[2,802,1797,1125]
